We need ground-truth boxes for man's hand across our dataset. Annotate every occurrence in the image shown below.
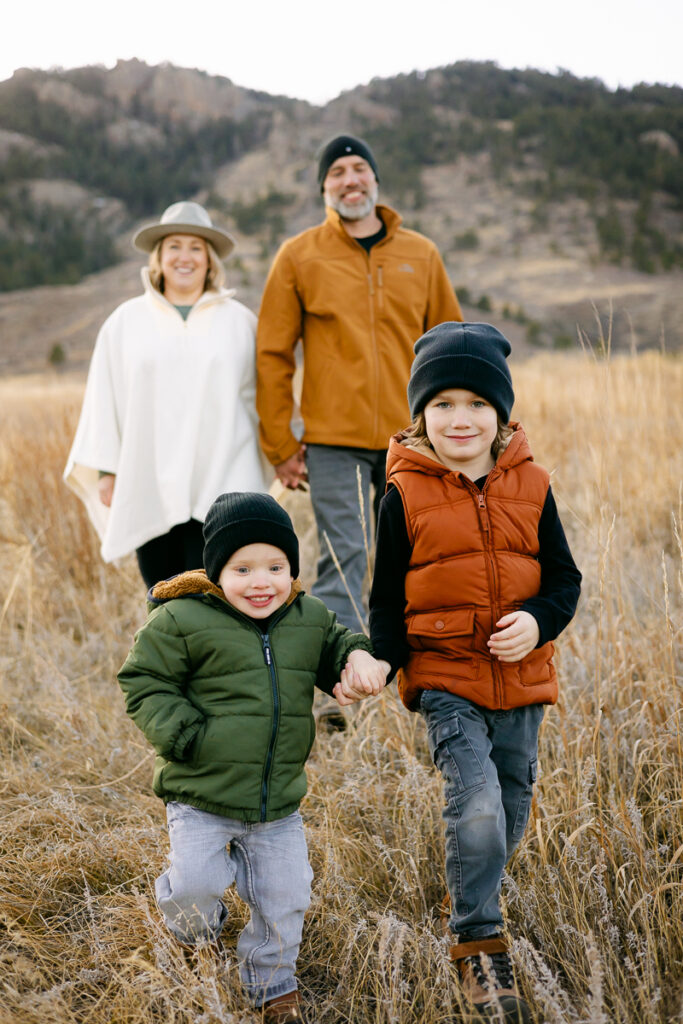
[488,610,540,663]
[98,473,116,507]
[275,446,307,489]
[332,651,390,706]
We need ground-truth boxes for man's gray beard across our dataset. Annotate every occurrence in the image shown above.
[326,183,378,221]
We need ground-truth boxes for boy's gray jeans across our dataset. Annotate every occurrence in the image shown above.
[419,690,544,939]
[156,803,312,1006]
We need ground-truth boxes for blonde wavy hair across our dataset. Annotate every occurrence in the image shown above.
[400,408,513,462]
[148,236,225,294]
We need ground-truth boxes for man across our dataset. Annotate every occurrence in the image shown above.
[257,134,462,630]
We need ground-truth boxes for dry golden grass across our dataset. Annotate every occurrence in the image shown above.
[0,346,681,1023]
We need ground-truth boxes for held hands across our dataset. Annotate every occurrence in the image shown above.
[488,610,540,663]
[332,651,390,707]
[275,446,308,490]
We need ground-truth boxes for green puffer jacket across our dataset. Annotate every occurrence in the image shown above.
[117,570,373,822]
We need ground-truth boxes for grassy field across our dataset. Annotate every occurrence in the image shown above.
[0,346,681,1023]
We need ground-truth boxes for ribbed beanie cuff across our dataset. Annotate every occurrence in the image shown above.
[317,134,379,191]
[407,322,514,422]
[202,492,300,583]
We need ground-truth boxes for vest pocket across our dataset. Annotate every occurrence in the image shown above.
[406,608,479,681]
[406,608,475,651]
[515,642,554,686]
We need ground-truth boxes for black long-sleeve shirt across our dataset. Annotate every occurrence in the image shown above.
[369,476,581,679]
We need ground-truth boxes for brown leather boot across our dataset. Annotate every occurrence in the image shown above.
[262,990,309,1023]
[450,935,531,1023]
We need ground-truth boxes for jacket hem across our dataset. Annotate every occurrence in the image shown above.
[302,434,390,452]
[400,677,558,713]
[160,793,302,823]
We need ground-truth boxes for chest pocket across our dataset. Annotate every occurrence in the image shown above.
[377,259,429,329]
[302,257,367,318]
[406,608,474,650]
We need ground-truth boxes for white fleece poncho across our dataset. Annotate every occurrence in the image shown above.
[64,272,268,562]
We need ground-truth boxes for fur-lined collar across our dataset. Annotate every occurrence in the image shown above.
[401,437,443,464]
[149,569,303,608]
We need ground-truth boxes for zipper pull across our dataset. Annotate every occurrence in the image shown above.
[367,272,375,295]
[262,633,272,665]
[478,492,490,530]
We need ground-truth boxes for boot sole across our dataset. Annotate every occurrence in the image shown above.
[463,995,532,1023]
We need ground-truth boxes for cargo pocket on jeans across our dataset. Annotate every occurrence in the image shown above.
[426,711,486,798]
[511,756,537,841]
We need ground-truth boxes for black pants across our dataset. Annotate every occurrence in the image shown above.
[135,519,205,590]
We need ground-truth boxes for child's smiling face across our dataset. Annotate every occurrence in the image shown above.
[424,388,499,478]
[218,543,292,619]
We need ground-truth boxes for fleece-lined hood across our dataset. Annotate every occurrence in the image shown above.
[385,421,534,484]
[148,568,302,609]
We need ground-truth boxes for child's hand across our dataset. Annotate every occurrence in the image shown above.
[488,611,540,662]
[332,651,390,706]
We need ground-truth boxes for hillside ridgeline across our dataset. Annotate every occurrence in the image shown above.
[0,59,682,370]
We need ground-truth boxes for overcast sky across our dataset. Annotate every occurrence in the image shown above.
[4,0,682,104]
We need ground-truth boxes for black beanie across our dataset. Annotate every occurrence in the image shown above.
[317,134,379,191]
[203,492,300,583]
[408,322,515,422]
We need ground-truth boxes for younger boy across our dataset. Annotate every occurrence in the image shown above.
[118,492,385,1023]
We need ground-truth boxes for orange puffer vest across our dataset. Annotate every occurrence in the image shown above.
[387,424,558,711]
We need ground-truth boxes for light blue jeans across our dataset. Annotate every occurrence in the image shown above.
[305,444,386,631]
[155,803,313,1006]
[419,690,544,939]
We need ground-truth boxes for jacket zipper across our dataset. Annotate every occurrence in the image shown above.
[260,632,279,822]
[209,594,295,823]
[366,253,380,445]
[475,486,504,706]
[346,225,390,449]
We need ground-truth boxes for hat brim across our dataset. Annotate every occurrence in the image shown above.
[132,222,236,259]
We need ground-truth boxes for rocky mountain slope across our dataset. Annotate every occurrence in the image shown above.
[0,59,681,373]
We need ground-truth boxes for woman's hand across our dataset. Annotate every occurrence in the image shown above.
[98,474,116,507]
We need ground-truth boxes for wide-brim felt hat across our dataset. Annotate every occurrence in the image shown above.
[132,201,236,259]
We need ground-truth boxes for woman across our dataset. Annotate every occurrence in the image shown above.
[64,200,268,587]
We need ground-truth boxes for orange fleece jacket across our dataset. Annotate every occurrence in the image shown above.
[256,204,462,464]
